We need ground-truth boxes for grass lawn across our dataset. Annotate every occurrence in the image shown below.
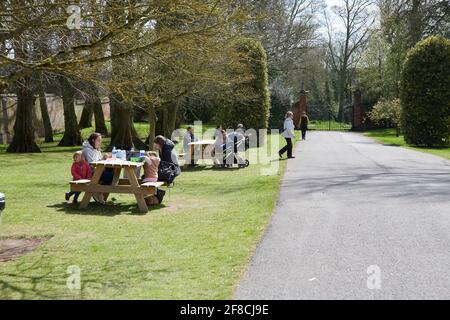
[365,128,450,161]
[309,120,352,131]
[0,123,293,299]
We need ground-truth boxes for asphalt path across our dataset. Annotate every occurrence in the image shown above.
[235,131,450,300]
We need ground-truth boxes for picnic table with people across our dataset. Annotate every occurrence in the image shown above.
[67,133,181,213]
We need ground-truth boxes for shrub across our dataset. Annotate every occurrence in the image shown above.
[218,38,271,130]
[368,98,402,136]
[400,36,450,146]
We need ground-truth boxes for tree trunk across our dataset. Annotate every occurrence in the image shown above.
[78,100,93,129]
[155,108,165,137]
[92,95,108,136]
[130,107,148,150]
[165,102,179,138]
[108,93,133,151]
[408,0,423,47]
[38,87,54,143]
[7,78,41,153]
[146,103,157,148]
[58,78,82,146]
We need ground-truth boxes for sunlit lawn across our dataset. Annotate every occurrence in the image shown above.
[365,128,450,161]
[0,123,292,299]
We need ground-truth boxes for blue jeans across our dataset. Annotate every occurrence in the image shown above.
[100,169,114,185]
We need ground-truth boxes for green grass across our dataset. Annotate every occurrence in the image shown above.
[365,128,450,161]
[0,124,293,299]
[309,120,352,131]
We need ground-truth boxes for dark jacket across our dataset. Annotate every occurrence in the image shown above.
[160,139,179,166]
[300,115,309,130]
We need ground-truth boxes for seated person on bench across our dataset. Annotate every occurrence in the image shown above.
[142,151,161,183]
[65,151,92,204]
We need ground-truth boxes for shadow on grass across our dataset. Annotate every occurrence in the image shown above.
[181,165,244,172]
[47,201,166,217]
[0,254,154,299]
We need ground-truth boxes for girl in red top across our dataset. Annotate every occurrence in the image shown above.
[65,151,92,204]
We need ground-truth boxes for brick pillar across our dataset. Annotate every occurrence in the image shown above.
[292,90,307,129]
[352,89,364,131]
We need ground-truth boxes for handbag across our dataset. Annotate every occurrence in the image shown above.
[158,161,181,184]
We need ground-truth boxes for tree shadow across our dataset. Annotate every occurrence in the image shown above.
[182,165,243,172]
[47,201,167,217]
[0,254,156,299]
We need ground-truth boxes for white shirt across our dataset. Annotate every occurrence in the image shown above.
[183,131,198,152]
[282,118,295,139]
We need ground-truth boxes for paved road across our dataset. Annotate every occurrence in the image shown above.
[235,131,450,300]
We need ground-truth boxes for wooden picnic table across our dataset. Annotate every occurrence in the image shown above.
[70,160,163,213]
[188,140,216,161]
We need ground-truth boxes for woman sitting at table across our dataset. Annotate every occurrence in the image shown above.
[82,133,114,204]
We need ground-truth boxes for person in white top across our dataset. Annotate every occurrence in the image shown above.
[279,111,296,159]
[183,127,199,166]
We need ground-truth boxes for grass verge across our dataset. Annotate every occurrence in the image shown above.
[0,124,292,299]
[365,128,450,161]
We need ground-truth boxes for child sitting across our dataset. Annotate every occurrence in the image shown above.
[142,151,161,183]
[65,151,92,204]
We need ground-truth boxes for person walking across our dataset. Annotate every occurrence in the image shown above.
[300,112,309,140]
[279,111,296,159]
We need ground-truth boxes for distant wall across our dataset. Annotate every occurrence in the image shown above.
[0,94,110,144]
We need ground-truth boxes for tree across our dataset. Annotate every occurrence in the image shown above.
[58,77,82,146]
[6,77,40,153]
[269,80,292,129]
[219,39,271,130]
[78,103,93,129]
[400,36,450,146]
[246,0,323,104]
[325,0,375,121]
[37,83,54,143]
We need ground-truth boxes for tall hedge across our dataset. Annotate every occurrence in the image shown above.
[400,36,450,146]
[220,38,271,130]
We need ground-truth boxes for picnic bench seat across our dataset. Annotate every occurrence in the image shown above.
[141,182,165,188]
[70,179,91,185]
[118,178,175,188]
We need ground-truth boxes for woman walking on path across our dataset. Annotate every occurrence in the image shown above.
[300,112,309,141]
[279,111,296,159]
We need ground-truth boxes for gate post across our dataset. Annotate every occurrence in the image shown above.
[292,90,307,129]
[352,89,364,131]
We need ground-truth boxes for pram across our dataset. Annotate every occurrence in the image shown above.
[219,135,250,168]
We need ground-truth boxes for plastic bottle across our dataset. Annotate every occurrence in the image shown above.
[112,147,117,159]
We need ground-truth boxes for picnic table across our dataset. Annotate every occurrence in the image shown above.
[70,160,163,213]
[187,140,216,162]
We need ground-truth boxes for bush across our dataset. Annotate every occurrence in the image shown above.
[400,36,450,146]
[218,38,271,130]
[368,98,402,135]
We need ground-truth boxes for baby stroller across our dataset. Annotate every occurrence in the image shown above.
[220,135,250,168]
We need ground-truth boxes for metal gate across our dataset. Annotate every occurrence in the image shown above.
[308,112,352,131]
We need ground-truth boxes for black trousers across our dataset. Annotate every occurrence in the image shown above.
[67,191,81,202]
[301,129,307,140]
[279,138,293,158]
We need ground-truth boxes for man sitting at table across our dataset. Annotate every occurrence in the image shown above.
[183,126,199,167]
